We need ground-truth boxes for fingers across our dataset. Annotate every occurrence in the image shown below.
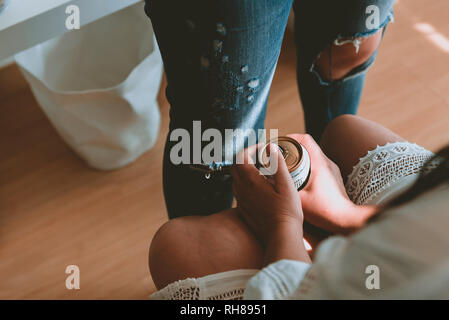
[233,142,297,195]
[236,143,258,165]
[268,144,296,194]
[287,134,322,158]
[232,144,258,182]
[286,134,329,168]
[232,143,269,194]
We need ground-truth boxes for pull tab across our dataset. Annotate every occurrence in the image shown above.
[205,173,211,179]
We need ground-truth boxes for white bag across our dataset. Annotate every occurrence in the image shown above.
[15,3,163,170]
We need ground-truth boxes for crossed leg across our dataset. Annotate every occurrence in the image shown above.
[149,208,263,289]
[149,115,405,290]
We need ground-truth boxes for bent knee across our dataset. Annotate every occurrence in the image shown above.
[315,30,383,81]
[149,211,264,290]
[321,114,358,144]
[149,218,194,289]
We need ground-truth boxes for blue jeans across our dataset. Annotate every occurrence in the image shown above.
[144,0,395,218]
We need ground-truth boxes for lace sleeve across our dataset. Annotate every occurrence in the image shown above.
[345,142,438,205]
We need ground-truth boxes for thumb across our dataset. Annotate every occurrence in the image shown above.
[268,144,295,194]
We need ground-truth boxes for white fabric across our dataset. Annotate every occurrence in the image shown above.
[15,3,163,170]
[150,142,442,300]
[244,185,449,299]
[150,269,259,300]
[243,260,310,300]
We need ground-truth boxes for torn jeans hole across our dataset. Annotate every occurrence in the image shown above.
[310,11,394,86]
[334,11,395,53]
[189,161,233,179]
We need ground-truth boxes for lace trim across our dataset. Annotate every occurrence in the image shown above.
[208,288,245,300]
[150,278,201,300]
[345,142,438,205]
[150,279,245,300]
[150,270,258,300]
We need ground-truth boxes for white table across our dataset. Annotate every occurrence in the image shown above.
[0,0,141,61]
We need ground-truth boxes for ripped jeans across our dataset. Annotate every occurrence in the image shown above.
[144,0,395,218]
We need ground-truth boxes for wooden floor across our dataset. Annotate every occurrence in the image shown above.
[1,0,449,299]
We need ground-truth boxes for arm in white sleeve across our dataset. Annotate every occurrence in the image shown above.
[244,187,449,300]
[243,259,310,300]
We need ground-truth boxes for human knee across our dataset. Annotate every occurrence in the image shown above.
[315,30,383,81]
[149,218,191,289]
[321,114,358,144]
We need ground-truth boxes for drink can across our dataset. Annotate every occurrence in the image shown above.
[258,136,311,191]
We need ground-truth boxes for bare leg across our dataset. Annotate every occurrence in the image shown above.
[149,208,263,290]
[315,31,383,82]
[320,114,405,181]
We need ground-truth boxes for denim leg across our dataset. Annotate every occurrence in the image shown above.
[144,0,292,218]
[293,0,395,141]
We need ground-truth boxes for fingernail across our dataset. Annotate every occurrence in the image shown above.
[268,143,278,155]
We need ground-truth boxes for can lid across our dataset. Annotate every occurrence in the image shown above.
[258,136,303,172]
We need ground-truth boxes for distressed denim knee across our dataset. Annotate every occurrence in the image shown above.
[312,6,395,85]
[294,0,396,141]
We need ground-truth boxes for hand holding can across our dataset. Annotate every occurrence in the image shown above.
[257,136,311,191]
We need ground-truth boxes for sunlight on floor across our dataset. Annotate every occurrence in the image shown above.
[414,23,449,53]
